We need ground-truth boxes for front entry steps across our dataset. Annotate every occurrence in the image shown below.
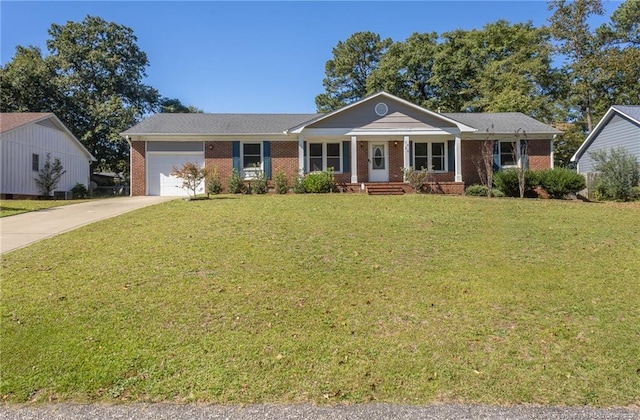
[365,183,406,195]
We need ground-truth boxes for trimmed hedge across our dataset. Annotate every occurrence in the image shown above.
[537,168,585,198]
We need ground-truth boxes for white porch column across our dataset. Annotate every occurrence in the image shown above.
[403,135,410,181]
[350,135,358,183]
[455,135,462,183]
[298,134,305,174]
[516,138,522,168]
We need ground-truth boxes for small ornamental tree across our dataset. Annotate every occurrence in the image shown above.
[34,153,66,197]
[171,162,208,199]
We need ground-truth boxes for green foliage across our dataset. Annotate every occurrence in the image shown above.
[301,170,336,193]
[249,169,268,195]
[465,184,504,197]
[537,168,586,198]
[170,162,208,199]
[402,167,430,192]
[493,169,539,197]
[227,169,246,194]
[159,97,203,113]
[315,31,392,112]
[1,16,159,172]
[34,153,66,197]
[206,168,222,195]
[293,172,307,194]
[591,147,640,201]
[71,183,88,199]
[273,171,289,194]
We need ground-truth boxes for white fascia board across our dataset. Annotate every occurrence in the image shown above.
[570,106,617,162]
[463,132,557,141]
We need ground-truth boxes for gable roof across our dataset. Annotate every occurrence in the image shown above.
[0,113,96,161]
[0,113,54,134]
[287,92,477,134]
[571,105,640,162]
[122,113,320,136]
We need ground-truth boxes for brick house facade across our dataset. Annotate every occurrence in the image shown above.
[122,92,561,197]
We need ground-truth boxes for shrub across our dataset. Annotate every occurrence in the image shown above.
[293,172,306,194]
[249,169,268,194]
[34,153,66,197]
[273,171,289,194]
[227,169,246,194]
[465,184,504,197]
[591,147,640,201]
[206,169,222,195]
[71,183,88,199]
[537,168,586,198]
[494,169,538,197]
[402,167,429,193]
[302,170,336,193]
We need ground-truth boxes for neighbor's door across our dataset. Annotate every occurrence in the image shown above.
[369,142,389,182]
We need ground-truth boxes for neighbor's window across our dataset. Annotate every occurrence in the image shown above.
[499,141,516,167]
[242,143,261,169]
[308,142,342,172]
[32,154,39,171]
[413,142,447,172]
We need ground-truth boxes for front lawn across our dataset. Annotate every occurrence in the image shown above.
[0,199,90,217]
[1,195,639,406]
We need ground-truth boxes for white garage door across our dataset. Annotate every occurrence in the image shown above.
[147,153,205,196]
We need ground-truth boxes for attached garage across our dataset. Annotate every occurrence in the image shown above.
[146,142,204,196]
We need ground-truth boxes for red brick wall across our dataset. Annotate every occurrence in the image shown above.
[271,141,299,185]
[205,141,233,191]
[388,141,404,182]
[461,140,483,186]
[131,141,146,196]
[527,139,551,171]
[357,143,368,182]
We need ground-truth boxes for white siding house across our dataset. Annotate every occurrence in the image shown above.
[571,105,640,174]
[0,113,95,198]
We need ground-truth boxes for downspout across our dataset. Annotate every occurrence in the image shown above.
[125,135,132,196]
[550,134,556,169]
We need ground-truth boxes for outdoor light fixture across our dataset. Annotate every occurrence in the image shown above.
[208,144,214,150]
[360,142,364,148]
[394,141,398,146]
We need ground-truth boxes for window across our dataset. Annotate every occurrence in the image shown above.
[242,143,261,168]
[500,141,515,167]
[32,154,39,171]
[308,142,342,172]
[413,142,447,172]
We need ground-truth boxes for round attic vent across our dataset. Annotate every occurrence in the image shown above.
[375,102,388,116]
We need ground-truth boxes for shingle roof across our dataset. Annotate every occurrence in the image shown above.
[444,112,562,135]
[0,113,53,134]
[122,113,321,135]
[612,105,640,123]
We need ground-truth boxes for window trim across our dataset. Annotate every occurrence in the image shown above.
[307,142,343,173]
[498,141,517,169]
[412,142,448,173]
[240,142,263,179]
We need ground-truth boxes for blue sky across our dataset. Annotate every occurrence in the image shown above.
[1,1,622,113]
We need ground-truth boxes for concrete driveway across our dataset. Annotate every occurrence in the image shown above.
[0,196,176,254]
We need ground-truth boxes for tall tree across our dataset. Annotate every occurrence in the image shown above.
[368,32,440,109]
[315,31,392,112]
[548,0,605,132]
[2,16,159,173]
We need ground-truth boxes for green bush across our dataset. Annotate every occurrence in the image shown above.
[493,169,539,197]
[206,169,222,195]
[71,183,88,199]
[227,169,246,194]
[293,172,306,194]
[537,168,586,198]
[591,147,640,201]
[301,170,336,193]
[273,171,289,194]
[249,170,268,194]
[465,184,504,197]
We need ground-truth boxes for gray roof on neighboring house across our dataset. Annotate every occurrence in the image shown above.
[122,113,321,135]
[612,105,640,123]
[443,112,562,135]
[122,109,561,137]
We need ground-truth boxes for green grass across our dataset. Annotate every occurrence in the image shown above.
[0,199,90,217]
[1,195,639,406]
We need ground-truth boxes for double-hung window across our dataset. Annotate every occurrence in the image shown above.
[242,143,262,178]
[499,141,516,167]
[413,142,447,172]
[308,142,341,173]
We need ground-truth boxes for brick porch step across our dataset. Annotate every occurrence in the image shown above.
[365,183,406,195]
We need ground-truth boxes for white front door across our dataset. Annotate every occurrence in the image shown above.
[369,142,389,182]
